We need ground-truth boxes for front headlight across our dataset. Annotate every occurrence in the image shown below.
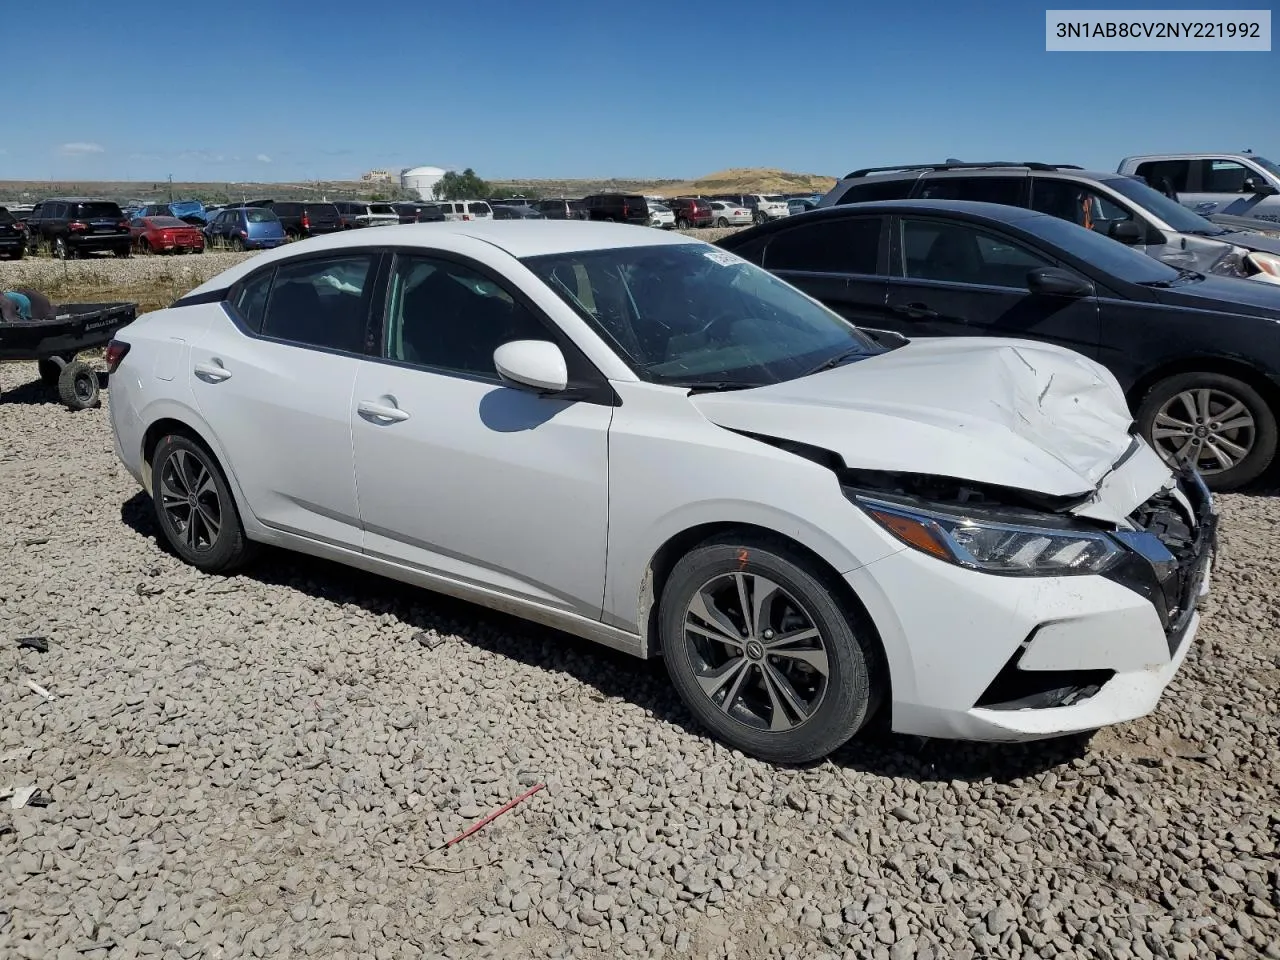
[853,495,1123,576]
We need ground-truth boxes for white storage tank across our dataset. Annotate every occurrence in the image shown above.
[400,166,446,200]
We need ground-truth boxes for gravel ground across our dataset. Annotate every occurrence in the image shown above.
[1,363,1278,957]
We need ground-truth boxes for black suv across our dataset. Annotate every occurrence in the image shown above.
[536,198,588,221]
[391,202,446,224]
[0,207,27,259]
[26,199,131,259]
[242,200,342,239]
[582,194,650,225]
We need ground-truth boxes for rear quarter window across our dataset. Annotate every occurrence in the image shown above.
[835,179,914,205]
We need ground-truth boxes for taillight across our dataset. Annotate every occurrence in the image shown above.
[68,221,87,231]
[118,219,129,229]
[239,229,248,238]
[301,213,311,229]
[104,340,130,374]
[462,214,472,221]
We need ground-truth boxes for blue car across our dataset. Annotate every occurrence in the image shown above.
[203,206,287,251]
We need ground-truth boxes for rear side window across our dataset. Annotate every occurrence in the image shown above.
[835,179,914,205]
[764,217,882,274]
[917,177,1024,206]
[305,204,340,219]
[260,254,376,353]
[275,203,300,216]
[1134,160,1190,195]
[231,269,274,333]
[470,202,492,214]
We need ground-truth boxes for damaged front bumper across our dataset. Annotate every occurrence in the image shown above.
[846,467,1217,742]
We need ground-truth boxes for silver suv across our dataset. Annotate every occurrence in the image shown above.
[819,161,1280,278]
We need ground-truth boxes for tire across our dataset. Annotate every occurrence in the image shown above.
[150,433,253,573]
[658,536,883,763]
[114,246,130,259]
[12,245,23,260]
[231,236,245,252]
[1136,371,1277,491]
[137,238,151,256]
[53,237,70,260]
[716,217,729,228]
[57,360,99,410]
[677,218,691,230]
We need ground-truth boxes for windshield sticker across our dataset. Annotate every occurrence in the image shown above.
[704,250,744,267]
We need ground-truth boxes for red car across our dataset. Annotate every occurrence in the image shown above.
[130,216,205,255]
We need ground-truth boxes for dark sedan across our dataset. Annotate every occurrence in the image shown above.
[718,199,1280,489]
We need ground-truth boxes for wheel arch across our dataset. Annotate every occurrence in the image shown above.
[138,409,254,528]
[639,521,892,704]
[1126,354,1280,412]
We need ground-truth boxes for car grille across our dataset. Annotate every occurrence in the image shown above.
[1106,467,1217,654]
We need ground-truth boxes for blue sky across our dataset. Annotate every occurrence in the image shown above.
[5,0,1276,182]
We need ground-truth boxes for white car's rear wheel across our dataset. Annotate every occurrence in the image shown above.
[151,434,254,573]
[660,536,883,763]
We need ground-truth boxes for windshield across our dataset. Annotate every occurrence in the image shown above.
[1101,176,1227,234]
[245,209,278,223]
[522,243,883,387]
[370,203,396,214]
[1019,215,1182,285]
[764,195,786,203]
[1246,156,1280,179]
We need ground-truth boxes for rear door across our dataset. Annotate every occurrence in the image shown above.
[885,215,1100,356]
[189,251,380,546]
[755,214,893,331]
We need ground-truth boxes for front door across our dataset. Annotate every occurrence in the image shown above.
[351,252,613,618]
[884,215,1101,357]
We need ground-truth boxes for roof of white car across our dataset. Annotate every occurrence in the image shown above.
[184,221,702,297]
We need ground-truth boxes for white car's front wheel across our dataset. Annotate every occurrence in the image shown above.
[659,535,883,763]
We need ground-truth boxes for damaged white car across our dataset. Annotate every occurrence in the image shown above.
[106,222,1218,762]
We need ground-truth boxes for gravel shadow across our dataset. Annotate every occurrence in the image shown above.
[122,491,1096,783]
[0,368,109,406]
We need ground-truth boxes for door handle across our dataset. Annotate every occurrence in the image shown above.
[194,360,231,383]
[891,303,939,320]
[357,400,411,423]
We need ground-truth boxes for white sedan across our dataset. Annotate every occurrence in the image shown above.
[106,221,1213,762]
[648,202,676,229]
[709,201,752,227]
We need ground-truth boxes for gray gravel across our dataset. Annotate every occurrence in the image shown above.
[2,356,1278,958]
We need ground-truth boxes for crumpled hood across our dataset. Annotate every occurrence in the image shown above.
[692,338,1158,501]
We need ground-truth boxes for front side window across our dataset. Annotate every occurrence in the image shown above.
[900,219,1053,288]
[763,216,882,274]
[1201,159,1251,193]
[523,243,883,388]
[259,254,375,352]
[383,255,547,377]
[1030,180,1133,236]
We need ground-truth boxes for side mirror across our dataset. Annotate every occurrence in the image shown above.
[1242,177,1279,197]
[494,340,569,394]
[1108,220,1145,244]
[1026,267,1094,298]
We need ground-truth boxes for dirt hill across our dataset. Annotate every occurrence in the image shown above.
[490,167,837,199]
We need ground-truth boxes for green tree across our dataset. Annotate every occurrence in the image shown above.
[434,168,492,200]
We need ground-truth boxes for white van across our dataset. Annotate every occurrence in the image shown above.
[437,201,493,222]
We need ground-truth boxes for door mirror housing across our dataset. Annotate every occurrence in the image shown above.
[1108,220,1145,244]
[1242,176,1279,197]
[1026,267,1094,298]
[494,340,570,394]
